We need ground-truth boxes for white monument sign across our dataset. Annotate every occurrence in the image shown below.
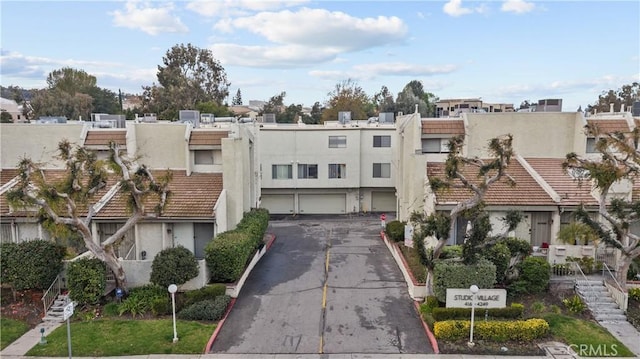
[446,288,507,308]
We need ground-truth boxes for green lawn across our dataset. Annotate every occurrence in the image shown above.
[544,313,635,357]
[25,319,216,356]
[0,317,30,350]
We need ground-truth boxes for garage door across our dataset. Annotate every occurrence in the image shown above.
[260,194,294,214]
[371,191,396,212]
[299,194,346,214]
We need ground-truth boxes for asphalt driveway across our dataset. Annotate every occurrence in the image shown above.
[209,216,433,354]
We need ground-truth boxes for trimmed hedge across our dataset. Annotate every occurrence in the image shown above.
[178,295,231,321]
[205,208,270,283]
[0,240,66,290]
[67,258,106,306]
[385,220,405,242]
[184,284,227,306]
[434,318,549,341]
[433,258,496,303]
[205,231,256,283]
[150,246,199,288]
[431,303,524,321]
[509,256,550,295]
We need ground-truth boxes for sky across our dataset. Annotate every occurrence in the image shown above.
[1,0,639,112]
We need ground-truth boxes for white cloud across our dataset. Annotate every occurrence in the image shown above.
[352,63,458,77]
[210,43,337,68]
[110,2,188,35]
[186,0,308,17]
[501,0,536,14]
[443,0,473,17]
[216,7,407,51]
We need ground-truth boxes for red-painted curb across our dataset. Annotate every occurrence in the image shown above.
[414,300,439,354]
[204,233,276,354]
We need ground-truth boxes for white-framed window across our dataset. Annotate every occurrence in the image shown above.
[373,163,391,178]
[272,164,293,179]
[298,164,318,179]
[329,135,347,148]
[194,150,214,165]
[586,137,597,153]
[421,138,450,153]
[373,135,391,147]
[328,164,346,179]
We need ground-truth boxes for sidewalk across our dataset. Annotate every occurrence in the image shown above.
[0,320,63,357]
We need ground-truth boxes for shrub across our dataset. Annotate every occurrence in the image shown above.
[440,245,462,259]
[102,302,120,317]
[509,256,550,295]
[1,240,66,290]
[550,304,562,314]
[205,231,256,283]
[431,303,524,321]
[118,284,167,317]
[434,318,549,341]
[184,284,227,306]
[563,295,586,313]
[150,246,199,288]
[481,242,511,285]
[422,295,440,313]
[500,237,532,258]
[629,288,640,301]
[235,208,270,249]
[67,258,106,306]
[178,295,231,321]
[385,220,405,242]
[433,259,496,303]
[531,301,546,314]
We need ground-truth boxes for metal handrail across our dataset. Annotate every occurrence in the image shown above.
[601,262,624,292]
[41,274,62,316]
[571,260,598,300]
[601,262,629,312]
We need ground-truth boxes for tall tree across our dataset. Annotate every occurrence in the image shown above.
[143,43,230,120]
[321,79,370,123]
[396,80,437,117]
[373,85,395,114]
[47,67,96,94]
[564,123,640,288]
[587,82,640,114]
[261,91,286,116]
[232,89,243,106]
[304,101,323,124]
[411,134,515,294]
[6,140,171,290]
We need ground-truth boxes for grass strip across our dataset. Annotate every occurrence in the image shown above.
[1,317,30,350]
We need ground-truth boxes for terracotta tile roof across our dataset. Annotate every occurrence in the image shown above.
[96,171,223,219]
[422,120,465,135]
[189,131,229,146]
[524,158,597,206]
[586,120,630,134]
[426,160,555,206]
[84,130,127,146]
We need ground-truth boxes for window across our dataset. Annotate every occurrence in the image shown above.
[586,138,597,153]
[328,164,346,179]
[194,150,214,165]
[373,135,391,147]
[373,163,391,178]
[329,135,347,148]
[298,164,318,179]
[421,138,450,153]
[272,164,293,179]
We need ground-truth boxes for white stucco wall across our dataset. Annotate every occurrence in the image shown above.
[135,223,163,261]
[130,123,188,169]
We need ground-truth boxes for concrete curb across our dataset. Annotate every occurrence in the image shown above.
[413,300,440,354]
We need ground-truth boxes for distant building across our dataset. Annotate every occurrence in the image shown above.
[0,97,25,122]
[435,98,514,117]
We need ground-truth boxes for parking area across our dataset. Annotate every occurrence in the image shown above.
[209,216,433,354]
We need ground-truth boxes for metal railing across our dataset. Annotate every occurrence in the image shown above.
[572,261,599,302]
[602,263,629,312]
[41,274,62,316]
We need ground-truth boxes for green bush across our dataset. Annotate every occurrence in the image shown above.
[422,296,440,313]
[205,231,256,283]
[385,220,405,242]
[67,258,106,306]
[629,288,640,301]
[184,284,227,306]
[433,259,496,303]
[102,302,120,317]
[441,245,462,259]
[235,208,270,249]
[0,240,66,290]
[431,303,524,321]
[118,285,167,318]
[150,246,199,288]
[509,256,550,295]
[178,295,231,321]
[434,318,549,341]
[563,295,586,313]
[500,237,532,258]
[481,242,511,285]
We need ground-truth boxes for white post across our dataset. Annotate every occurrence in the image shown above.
[468,285,479,346]
[168,284,178,343]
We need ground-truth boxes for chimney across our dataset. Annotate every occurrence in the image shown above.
[621,104,625,112]
[610,103,615,113]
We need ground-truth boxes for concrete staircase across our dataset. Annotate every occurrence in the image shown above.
[42,294,70,323]
[575,280,627,322]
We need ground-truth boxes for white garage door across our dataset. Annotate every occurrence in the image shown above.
[261,194,295,214]
[299,194,346,214]
[371,191,396,212]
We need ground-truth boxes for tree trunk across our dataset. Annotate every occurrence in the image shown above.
[616,256,631,291]
[425,267,435,296]
[103,253,128,292]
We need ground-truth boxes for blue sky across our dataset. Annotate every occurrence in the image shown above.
[1,0,638,112]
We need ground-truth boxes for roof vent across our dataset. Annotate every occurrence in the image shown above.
[179,110,200,127]
[338,111,351,124]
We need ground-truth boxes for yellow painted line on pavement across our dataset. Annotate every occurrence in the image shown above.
[319,228,332,354]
